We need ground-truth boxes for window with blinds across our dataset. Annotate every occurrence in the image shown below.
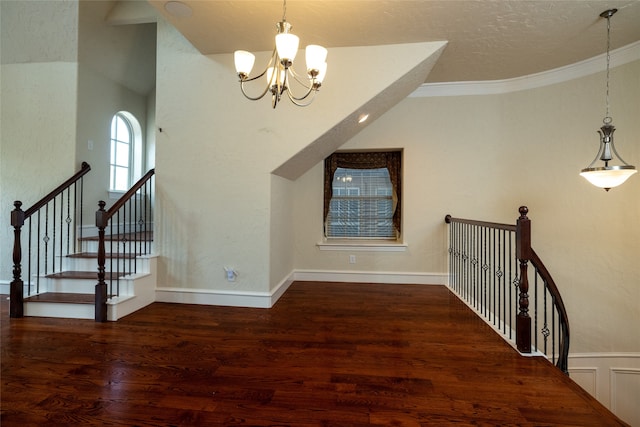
[327,167,394,238]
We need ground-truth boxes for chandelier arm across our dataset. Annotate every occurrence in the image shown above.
[287,86,315,102]
[609,141,635,167]
[288,67,313,89]
[239,79,271,101]
[285,88,317,106]
[281,68,318,102]
[583,141,606,170]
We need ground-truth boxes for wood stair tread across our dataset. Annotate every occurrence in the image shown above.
[25,292,95,304]
[46,271,130,279]
[67,252,141,259]
[80,231,153,242]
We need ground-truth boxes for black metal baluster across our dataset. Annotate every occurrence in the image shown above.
[44,204,49,276]
[79,176,84,243]
[128,197,133,275]
[533,268,536,354]
[52,198,57,273]
[552,295,556,364]
[27,218,32,296]
[36,211,41,293]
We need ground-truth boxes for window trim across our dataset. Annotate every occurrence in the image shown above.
[317,240,408,252]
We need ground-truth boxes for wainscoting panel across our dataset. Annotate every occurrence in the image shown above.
[569,353,640,426]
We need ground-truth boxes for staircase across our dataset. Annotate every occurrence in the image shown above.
[22,232,157,321]
[9,162,157,322]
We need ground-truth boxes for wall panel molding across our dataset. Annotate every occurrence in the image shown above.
[568,353,640,426]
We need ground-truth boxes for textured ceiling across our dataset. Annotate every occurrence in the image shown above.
[147,0,640,83]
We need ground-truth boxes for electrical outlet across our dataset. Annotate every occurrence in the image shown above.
[349,255,356,264]
[224,267,237,282]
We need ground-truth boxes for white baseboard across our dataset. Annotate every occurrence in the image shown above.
[292,270,447,285]
[568,352,640,426]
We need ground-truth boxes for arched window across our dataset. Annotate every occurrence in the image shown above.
[110,111,142,192]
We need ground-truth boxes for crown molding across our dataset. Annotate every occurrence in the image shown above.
[411,41,640,98]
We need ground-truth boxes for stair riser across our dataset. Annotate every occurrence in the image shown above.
[61,257,145,272]
[38,276,139,295]
[81,240,154,254]
[24,302,94,320]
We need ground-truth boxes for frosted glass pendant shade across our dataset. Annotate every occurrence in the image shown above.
[234,50,255,76]
[275,33,299,63]
[305,45,327,72]
[580,167,637,190]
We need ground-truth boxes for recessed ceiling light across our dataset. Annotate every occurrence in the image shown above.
[164,1,192,18]
[358,114,369,124]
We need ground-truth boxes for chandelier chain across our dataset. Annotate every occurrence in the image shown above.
[605,13,611,121]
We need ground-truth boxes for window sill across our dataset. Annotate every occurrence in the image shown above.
[317,240,408,252]
[109,190,126,199]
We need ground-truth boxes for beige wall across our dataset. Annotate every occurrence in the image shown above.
[293,60,640,354]
[0,62,79,281]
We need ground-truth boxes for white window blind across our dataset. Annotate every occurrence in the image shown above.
[327,167,394,238]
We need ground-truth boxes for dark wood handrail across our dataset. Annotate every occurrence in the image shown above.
[531,248,571,373]
[104,168,155,218]
[23,162,91,218]
[445,214,517,232]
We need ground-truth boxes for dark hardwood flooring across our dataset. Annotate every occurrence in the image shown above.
[1,282,627,426]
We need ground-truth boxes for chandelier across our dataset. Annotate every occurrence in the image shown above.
[233,0,327,109]
[580,9,637,191]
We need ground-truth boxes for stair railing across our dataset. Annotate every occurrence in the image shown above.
[95,169,155,322]
[444,206,570,373]
[9,162,91,318]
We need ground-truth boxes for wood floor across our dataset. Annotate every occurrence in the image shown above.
[1,282,627,426]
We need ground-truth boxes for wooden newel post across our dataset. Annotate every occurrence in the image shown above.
[516,206,532,353]
[95,201,108,322]
[10,201,25,318]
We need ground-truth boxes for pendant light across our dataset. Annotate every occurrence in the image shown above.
[580,9,637,191]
